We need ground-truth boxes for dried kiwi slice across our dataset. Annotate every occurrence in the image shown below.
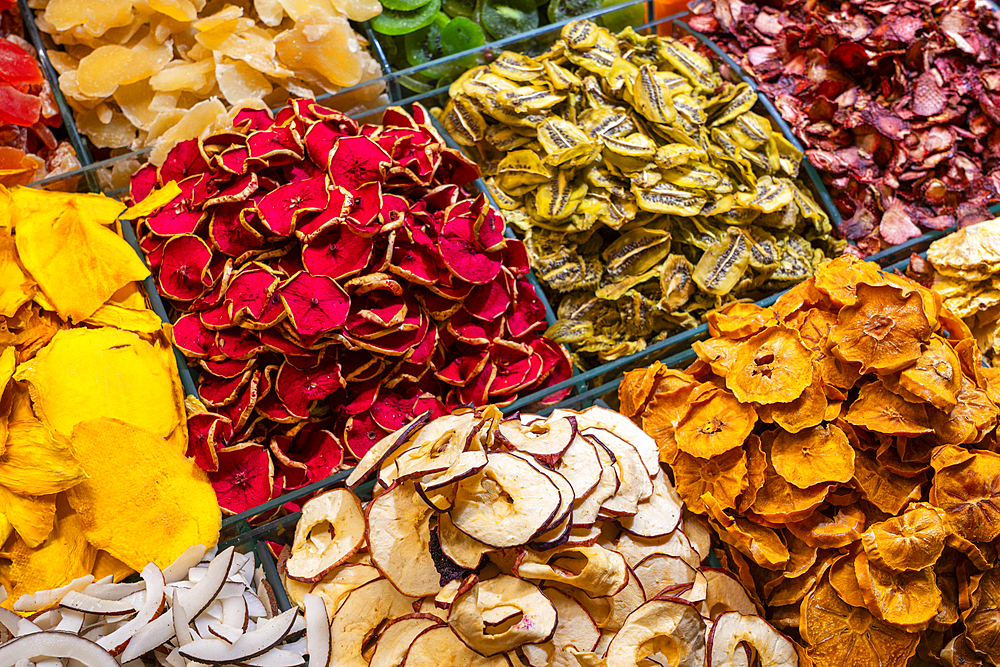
[371,0,441,36]
[442,17,486,62]
[442,0,479,19]
[381,0,434,11]
[405,14,456,79]
[479,0,539,40]
[547,0,601,24]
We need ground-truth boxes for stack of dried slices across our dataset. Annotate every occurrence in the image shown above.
[278,406,799,667]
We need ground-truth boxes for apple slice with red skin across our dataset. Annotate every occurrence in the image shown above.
[286,489,366,583]
[377,414,479,488]
[522,588,600,667]
[330,578,416,667]
[605,598,705,667]
[438,513,492,570]
[516,547,629,598]
[572,443,619,528]
[366,482,441,598]
[618,472,683,539]
[700,569,758,620]
[706,612,798,667]
[552,407,659,479]
[369,614,444,667]
[400,625,509,667]
[448,575,557,656]
[497,415,576,466]
[347,413,428,489]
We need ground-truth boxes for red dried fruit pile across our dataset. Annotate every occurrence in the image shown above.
[0,2,79,187]
[130,100,573,515]
[689,0,1000,254]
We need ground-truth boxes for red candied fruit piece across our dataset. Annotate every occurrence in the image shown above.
[0,84,40,127]
[0,40,42,86]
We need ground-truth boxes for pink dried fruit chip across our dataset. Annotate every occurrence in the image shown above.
[132,101,571,509]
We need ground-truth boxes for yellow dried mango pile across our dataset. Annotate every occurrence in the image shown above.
[0,186,219,605]
[620,255,1000,667]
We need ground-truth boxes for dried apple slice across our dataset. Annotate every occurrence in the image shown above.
[604,565,646,633]
[309,563,380,617]
[438,513,492,570]
[401,625,509,667]
[555,435,603,500]
[346,414,428,489]
[370,615,444,667]
[330,578,416,667]
[701,569,758,620]
[573,443,620,528]
[584,427,653,516]
[706,612,798,667]
[379,413,479,488]
[619,472,683,539]
[633,554,698,600]
[522,587,600,667]
[366,482,441,598]
[449,575,558,656]
[509,451,575,533]
[497,414,576,466]
[450,452,561,548]
[553,407,659,478]
[517,546,629,598]
[286,489,365,583]
[605,598,705,667]
[416,449,489,494]
[0,633,118,667]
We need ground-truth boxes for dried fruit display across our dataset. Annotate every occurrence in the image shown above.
[925,217,1000,364]
[30,0,385,167]
[278,405,801,666]
[0,3,80,187]
[0,186,219,603]
[440,19,839,366]
[621,254,1000,667]
[130,100,572,515]
[0,545,315,667]
[688,0,1000,254]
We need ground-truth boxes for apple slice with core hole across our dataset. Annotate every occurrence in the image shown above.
[448,575,557,656]
[286,489,366,583]
[707,612,798,667]
[522,588,600,667]
[366,482,441,598]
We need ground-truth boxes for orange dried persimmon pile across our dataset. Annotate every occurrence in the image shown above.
[0,185,219,606]
[621,254,1000,667]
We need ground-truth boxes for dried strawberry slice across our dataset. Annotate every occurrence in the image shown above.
[280,271,351,337]
[256,175,330,237]
[343,411,389,459]
[533,339,573,404]
[302,225,374,281]
[507,279,547,338]
[186,411,233,472]
[157,234,213,301]
[378,192,410,232]
[347,314,429,356]
[210,444,273,515]
[256,393,298,423]
[216,146,250,175]
[225,265,279,323]
[466,279,511,322]
[209,203,264,258]
[275,359,343,419]
[435,350,490,387]
[173,312,217,359]
[389,241,439,286]
[0,84,41,127]
[346,182,383,231]
[247,125,304,162]
[199,370,252,407]
[438,210,502,285]
[343,378,380,416]
[130,164,158,203]
[159,139,210,185]
[217,328,266,360]
[447,309,504,346]
[0,39,42,86]
[329,136,392,191]
[191,259,234,311]
[258,327,312,357]
[435,146,480,187]
[233,106,274,132]
[248,291,288,330]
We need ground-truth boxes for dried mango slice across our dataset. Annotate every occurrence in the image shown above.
[801,574,919,667]
[0,417,86,496]
[725,327,812,404]
[0,230,34,318]
[0,486,56,549]
[771,423,854,489]
[3,503,96,607]
[861,504,946,573]
[12,188,148,323]
[65,418,220,571]
[14,327,184,439]
[830,283,932,374]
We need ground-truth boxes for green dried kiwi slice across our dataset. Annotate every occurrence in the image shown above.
[371,0,441,36]
[479,0,539,40]
[442,0,479,19]
[442,17,486,59]
[405,13,454,79]
[547,0,601,24]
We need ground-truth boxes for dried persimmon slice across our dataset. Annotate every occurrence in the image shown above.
[725,327,813,404]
